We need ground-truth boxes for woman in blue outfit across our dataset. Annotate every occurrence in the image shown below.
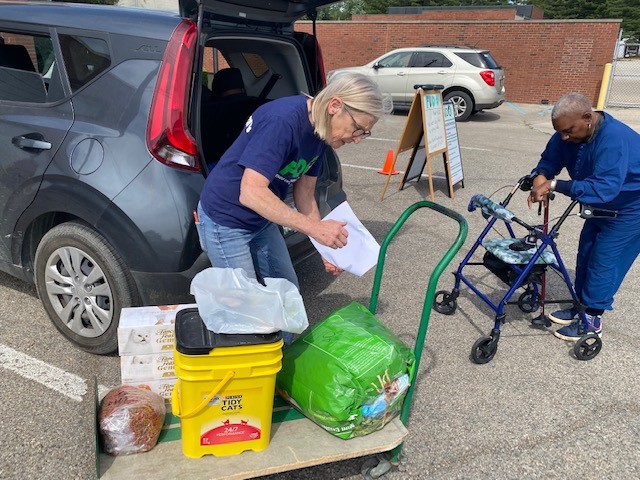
[528,92,640,341]
[197,72,388,299]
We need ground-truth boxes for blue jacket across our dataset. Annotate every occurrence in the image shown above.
[535,112,640,211]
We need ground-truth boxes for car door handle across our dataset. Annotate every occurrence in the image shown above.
[12,133,52,151]
[396,72,406,76]
[437,70,448,75]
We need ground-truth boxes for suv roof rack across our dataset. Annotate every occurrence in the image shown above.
[420,44,477,49]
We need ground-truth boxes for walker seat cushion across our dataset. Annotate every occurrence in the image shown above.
[483,238,558,266]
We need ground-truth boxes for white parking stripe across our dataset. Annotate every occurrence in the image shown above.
[367,136,397,142]
[341,163,385,171]
[341,163,446,179]
[368,137,491,152]
[461,146,492,151]
[0,344,87,402]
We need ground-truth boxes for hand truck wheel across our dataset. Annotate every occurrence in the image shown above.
[434,289,458,315]
[518,286,540,313]
[574,333,602,361]
[471,335,498,364]
[361,453,393,479]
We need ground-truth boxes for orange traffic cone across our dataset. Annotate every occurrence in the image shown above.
[378,149,399,175]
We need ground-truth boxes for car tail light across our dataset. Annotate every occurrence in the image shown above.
[147,20,199,171]
[479,70,495,87]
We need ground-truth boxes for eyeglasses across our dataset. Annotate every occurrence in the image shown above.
[343,106,371,138]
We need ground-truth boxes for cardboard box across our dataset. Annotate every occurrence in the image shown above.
[121,378,177,404]
[120,352,176,383]
[117,303,197,355]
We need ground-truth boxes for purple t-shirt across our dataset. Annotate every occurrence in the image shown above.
[200,95,325,230]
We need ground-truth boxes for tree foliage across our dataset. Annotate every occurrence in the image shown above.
[528,0,639,39]
[52,0,117,4]
[317,0,639,39]
[64,0,116,3]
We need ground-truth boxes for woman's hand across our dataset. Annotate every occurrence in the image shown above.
[528,175,552,208]
[311,219,349,249]
[322,257,344,276]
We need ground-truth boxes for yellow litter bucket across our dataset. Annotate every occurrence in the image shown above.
[171,308,283,458]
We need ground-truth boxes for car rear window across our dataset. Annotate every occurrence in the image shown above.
[455,52,500,69]
[242,53,269,78]
[412,52,453,68]
[59,35,111,91]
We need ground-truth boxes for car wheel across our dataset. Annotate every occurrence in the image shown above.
[444,91,473,121]
[34,221,139,354]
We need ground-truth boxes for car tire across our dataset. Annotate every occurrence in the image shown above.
[444,91,474,122]
[34,221,139,354]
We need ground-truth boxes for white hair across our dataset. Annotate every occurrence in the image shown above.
[551,93,593,120]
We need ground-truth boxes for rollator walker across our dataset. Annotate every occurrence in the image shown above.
[433,173,613,363]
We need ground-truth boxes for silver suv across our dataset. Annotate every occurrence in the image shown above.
[328,45,505,121]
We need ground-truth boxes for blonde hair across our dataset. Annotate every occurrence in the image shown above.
[311,72,392,141]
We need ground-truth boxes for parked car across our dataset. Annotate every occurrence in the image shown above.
[327,45,505,121]
[0,0,345,354]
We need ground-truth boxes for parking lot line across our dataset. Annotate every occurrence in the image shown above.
[341,163,447,180]
[506,102,527,115]
[0,344,87,402]
[461,146,492,151]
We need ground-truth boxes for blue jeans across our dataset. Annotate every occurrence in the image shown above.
[196,202,299,289]
[196,202,298,345]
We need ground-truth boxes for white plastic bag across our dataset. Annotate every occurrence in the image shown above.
[190,267,308,334]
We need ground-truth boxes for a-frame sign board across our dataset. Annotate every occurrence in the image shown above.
[442,100,465,192]
[380,86,464,201]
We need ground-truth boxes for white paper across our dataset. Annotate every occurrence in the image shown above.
[310,202,380,276]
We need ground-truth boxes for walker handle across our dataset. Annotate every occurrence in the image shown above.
[467,194,516,223]
[171,370,235,419]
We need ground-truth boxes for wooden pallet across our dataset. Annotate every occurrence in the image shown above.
[99,404,408,480]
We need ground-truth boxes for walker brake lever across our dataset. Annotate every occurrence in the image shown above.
[519,173,536,192]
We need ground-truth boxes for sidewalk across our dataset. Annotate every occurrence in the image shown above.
[503,102,640,135]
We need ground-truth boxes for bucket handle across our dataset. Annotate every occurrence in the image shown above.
[172,370,235,420]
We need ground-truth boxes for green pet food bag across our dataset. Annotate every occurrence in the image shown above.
[276,302,415,439]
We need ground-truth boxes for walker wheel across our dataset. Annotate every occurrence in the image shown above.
[518,288,540,313]
[434,289,458,315]
[471,336,498,364]
[574,333,602,361]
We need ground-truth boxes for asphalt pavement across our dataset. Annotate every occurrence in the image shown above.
[1,102,640,480]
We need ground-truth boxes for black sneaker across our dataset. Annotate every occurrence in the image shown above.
[548,306,578,325]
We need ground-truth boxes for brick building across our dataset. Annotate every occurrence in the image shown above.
[296,7,620,105]
[358,5,545,21]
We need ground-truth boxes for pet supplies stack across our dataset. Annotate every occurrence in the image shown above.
[117,304,196,403]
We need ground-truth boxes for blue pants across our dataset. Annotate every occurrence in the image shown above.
[575,211,640,311]
[196,202,299,289]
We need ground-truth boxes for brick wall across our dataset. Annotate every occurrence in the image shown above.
[296,20,620,105]
[354,9,518,21]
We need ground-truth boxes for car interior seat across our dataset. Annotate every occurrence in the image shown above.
[0,43,37,72]
[0,43,48,102]
[200,67,267,170]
